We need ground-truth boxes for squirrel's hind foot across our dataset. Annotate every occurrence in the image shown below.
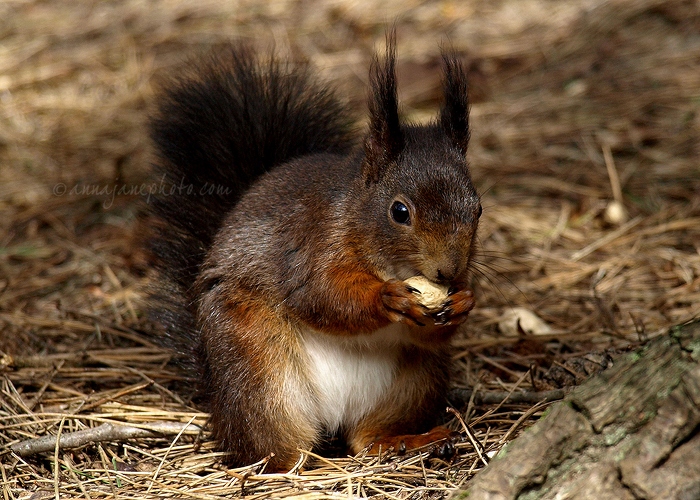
[355,426,461,459]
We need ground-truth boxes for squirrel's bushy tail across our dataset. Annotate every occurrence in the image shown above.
[146,45,355,376]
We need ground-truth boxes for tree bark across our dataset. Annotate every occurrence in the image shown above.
[452,320,700,500]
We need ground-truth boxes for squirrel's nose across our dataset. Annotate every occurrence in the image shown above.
[436,265,458,283]
[432,245,466,284]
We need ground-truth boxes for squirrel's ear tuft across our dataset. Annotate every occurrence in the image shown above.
[362,30,404,184]
[440,52,470,155]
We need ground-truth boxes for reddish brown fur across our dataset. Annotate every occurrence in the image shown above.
[199,288,319,470]
[147,35,480,471]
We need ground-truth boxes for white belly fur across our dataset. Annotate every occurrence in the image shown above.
[299,323,407,433]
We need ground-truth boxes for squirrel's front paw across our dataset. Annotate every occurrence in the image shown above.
[380,279,431,327]
[433,288,475,326]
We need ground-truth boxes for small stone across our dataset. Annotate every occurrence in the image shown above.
[499,307,552,336]
[604,200,628,225]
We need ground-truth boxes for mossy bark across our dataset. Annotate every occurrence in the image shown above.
[453,320,700,500]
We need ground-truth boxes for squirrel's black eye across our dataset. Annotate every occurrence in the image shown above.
[477,205,483,219]
[391,201,410,225]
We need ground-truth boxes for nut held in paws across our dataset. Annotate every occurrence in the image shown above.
[404,276,449,310]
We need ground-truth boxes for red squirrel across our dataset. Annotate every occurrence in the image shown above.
[146,34,481,471]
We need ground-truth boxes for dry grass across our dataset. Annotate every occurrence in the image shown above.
[1,0,699,498]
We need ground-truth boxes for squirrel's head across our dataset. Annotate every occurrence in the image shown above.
[356,33,481,286]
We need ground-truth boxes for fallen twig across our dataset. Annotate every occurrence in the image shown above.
[449,388,569,407]
[10,421,203,458]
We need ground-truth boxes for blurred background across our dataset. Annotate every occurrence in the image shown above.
[2,0,698,347]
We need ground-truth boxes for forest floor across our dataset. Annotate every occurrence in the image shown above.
[1,0,698,498]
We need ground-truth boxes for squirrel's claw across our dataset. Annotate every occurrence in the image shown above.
[431,431,460,459]
[433,289,475,326]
